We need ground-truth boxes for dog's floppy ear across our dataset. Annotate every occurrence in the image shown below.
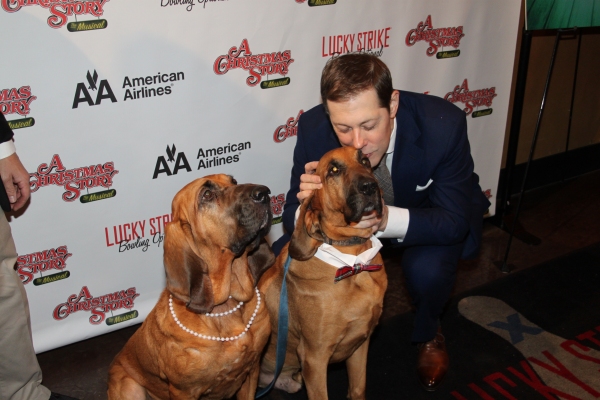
[289,192,323,261]
[164,220,215,314]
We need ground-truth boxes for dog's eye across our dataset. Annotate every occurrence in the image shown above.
[361,158,369,166]
[329,166,340,175]
[202,190,215,201]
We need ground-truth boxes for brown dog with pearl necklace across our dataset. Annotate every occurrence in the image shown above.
[107,174,275,400]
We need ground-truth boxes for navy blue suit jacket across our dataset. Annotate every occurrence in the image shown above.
[279,91,490,259]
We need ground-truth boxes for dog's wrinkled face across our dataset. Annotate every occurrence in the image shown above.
[195,175,272,255]
[290,147,383,260]
[164,174,274,313]
[316,147,383,224]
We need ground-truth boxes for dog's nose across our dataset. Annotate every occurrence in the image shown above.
[359,180,378,196]
[251,185,271,204]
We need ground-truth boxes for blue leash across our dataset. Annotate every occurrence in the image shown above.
[255,255,291,398]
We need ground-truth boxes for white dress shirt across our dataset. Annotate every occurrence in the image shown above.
[375,119,409,241]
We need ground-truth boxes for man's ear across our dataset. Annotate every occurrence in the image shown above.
[389,90,400,119]
[289,193,322,261]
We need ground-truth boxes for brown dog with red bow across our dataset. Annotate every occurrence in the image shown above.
[107,174,275,400]
[258,147,388,400]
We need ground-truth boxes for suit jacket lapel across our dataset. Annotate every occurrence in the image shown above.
[392,104,424,208]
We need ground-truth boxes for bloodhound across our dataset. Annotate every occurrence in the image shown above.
[258,147,388,400]
[108,174,275,400]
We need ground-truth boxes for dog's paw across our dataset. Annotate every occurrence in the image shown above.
[274,375,302,393]
[258,370,275,389]
[259,365,303,394]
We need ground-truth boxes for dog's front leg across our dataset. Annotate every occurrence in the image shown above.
[107,359,148,400]
[298,341,331,400]
[237,361,260,400]
[345,338,371,400]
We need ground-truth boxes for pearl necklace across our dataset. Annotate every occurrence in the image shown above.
[205,296,244,317]
[168,287,261,342]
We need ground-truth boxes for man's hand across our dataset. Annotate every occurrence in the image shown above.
[0,153,31,211]
[351,203,389,235]
[297,161,322,203]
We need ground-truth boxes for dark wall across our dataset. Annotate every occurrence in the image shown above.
[502,6,600,168]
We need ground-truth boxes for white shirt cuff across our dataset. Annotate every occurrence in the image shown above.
[375,206,409,241]
[0,140,16,159]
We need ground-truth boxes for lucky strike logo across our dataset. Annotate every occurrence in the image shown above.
[53,286,140,325]
[161,0,227,12]
[29,154,119,202]
[1,85,37,130]
[271,193,285,225]
[322,27,391,58]
[105,213,172,253]
[213,38,294,88]
[405,15,464,58]
[1,0,110,30]
[153,141,251,179]
[273,110,303,143]
[445,79,497,117]
[483,189,493,200]
[17,245,72,286]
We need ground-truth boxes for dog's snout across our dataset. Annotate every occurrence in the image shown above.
[359,180,378,196]
[251,185,271,204]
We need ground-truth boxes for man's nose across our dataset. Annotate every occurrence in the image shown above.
[351,130,366,149]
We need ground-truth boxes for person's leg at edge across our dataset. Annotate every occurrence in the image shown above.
[401,242,463,391]
[0,214,51,400]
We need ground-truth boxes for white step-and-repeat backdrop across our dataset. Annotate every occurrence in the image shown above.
[1,0,521,352]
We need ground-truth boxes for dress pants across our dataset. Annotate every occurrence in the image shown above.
[0,214,50,400]
[400,242,463,343]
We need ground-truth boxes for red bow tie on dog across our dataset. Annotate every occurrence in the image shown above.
[334,263,383,283]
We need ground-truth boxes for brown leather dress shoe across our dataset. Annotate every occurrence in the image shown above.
[416,328,449,391]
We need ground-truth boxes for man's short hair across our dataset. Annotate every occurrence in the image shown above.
[320,53,394,113]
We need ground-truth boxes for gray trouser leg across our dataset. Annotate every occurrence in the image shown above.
[0,215,51,400]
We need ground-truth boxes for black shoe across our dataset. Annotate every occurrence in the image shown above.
[49,392,80,400]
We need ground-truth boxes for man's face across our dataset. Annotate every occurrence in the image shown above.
[327,88,399,168]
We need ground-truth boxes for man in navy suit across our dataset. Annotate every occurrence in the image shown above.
[272,53,490,391]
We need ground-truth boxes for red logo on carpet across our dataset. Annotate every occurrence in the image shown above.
[274,110,303,143]
[17,246,72,286]
[213,38,294,88]
[29,154,119,202]
[444,79,497,117]
[1,0,110,30]
[405,15,464,58]
[322,27,391,57]
[450,326,600,399]
[53,286,140,325]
